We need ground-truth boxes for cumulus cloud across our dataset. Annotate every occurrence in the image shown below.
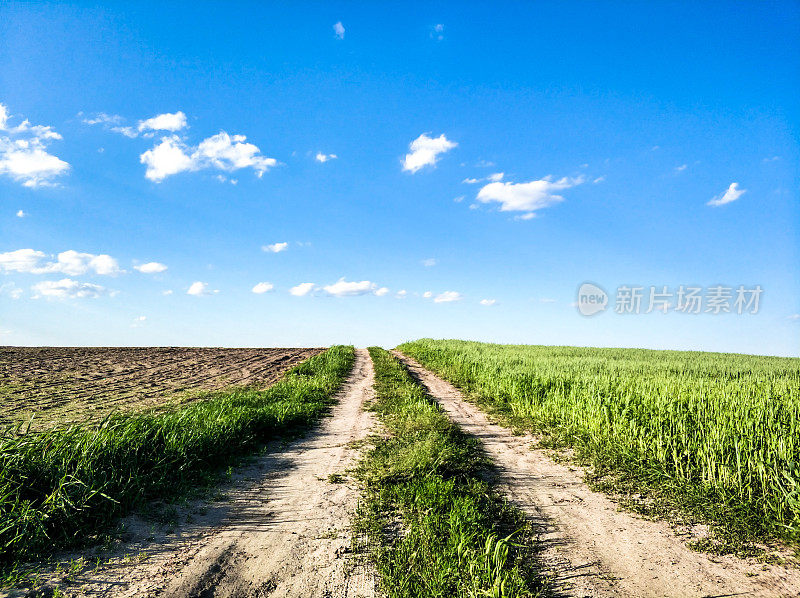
[262,242,289,253]
[138,111,187,133]
[374,287,389,297]
[479,299,497,306]
[421,258,437,267]
[333,21,345,39]
[0,103,69,187]
[434,291,462,303]
[134,261,167,274]
[252,282,274,294]
[290,282,315,297]
[141,132,277,182]
[315,152,337,162]
[476,175,584,217]
[16,210,25,218]
[31,278,112,299]
[402,133,457,173]
[396,289,407,299]
[0,249,121,276]
[187,281,215,296]
[323,278,376,297]
[708,182,746,207]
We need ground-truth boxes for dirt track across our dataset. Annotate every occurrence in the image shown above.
[41,348,376,598]
[395,351,800,598]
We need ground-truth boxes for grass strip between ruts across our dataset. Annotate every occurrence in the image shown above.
[353,347,544,598]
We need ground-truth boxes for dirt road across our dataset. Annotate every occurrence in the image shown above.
[49,348,376,598]
[395,351,800,598]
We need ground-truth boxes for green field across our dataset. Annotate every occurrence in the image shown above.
[398,339,800,548]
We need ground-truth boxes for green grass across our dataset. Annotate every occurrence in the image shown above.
[0,345,354,571]
[397,339,800,551]
[355,347,543,598]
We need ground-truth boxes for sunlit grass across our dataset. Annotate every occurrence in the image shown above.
[398,339,800,548]
[355,347,543,597]
[0,346,354,571]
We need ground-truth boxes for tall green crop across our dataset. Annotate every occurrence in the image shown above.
[398,339,800,544]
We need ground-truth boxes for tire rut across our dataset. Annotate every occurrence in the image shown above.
[47,349,377,598]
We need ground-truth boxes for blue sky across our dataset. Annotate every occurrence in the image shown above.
[1,1,798,355]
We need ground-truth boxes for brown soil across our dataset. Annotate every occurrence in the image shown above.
[0,347,321,429]
[395,351,800,598]
[12,348,377,598]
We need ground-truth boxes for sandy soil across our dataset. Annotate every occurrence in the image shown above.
[0,347,321,429]
[395,351,800,598]
[27,348,376,598]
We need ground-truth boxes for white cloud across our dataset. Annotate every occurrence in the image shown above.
[434,291,462,303]
[374,286,389,297]
[479,299,496,306]
[402,133,457,173]
[290,282,315,297]
[430,23,445,40]
[422,258,437,267]
[138,111,187,133]
[162,289,173,295]
[423,291,433,298]
[82,112,137,137]
[134,261,167,274]
[0,282,23,299]
[187,281,214,296]
[675,164,687,172]
[0,104,69,187]
[396,289,407,299]
[252,282,274,294]
[131,315,147,328]
[476,175,584,215]
[140,132,277,182]
[16,210,25,218]
[31,278,111,299]
[786,314,800,320]
[333,21,345,39]
[82,112,123,126]
[763,156,780,163]
[0,249,120,276]
[539,297,557,303]
[315,152,337,162]
[323,278,376,297]
[593,176,606,184]
[463,172,505,185]
[708,182,746,207]
[262,242,289,253]
[0,249,45,273]
[453,195,465,203]
[140,136,194,181]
